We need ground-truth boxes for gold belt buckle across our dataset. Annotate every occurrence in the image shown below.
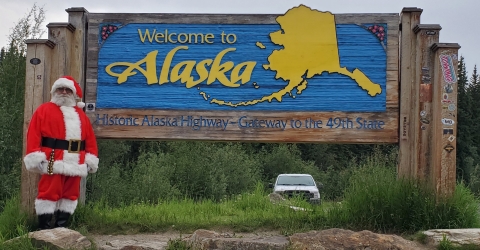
[68,139,81,153]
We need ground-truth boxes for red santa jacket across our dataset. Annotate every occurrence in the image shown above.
[24,102,99,177]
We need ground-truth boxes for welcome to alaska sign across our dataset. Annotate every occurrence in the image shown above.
[85,5,399,143]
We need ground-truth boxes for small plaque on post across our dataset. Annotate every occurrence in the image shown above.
[29,58,41,65]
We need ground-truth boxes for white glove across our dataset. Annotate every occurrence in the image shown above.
[87,165,92,172]
[37,161,45,172]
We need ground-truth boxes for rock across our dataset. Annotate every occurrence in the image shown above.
[269,193,286,204]
[423,228,480,248]
[17,227,480,250]
[28,227,91,250]
[288,228,431,250]
[184,229,290,250]
[93,233,182,250]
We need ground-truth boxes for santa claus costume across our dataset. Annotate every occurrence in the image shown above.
[23,76,99,229]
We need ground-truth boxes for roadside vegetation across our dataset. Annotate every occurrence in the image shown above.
[1,156,479,249]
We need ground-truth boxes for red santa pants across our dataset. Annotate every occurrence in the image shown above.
[37,174,81,203]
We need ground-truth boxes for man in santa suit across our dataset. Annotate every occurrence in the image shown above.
[23,76,99,230]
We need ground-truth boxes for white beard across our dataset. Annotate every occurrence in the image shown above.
[51,93,76,107]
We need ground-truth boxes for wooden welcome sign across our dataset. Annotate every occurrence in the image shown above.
[84,5,399,143]
[22,6,460,212]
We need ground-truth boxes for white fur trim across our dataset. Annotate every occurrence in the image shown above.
[85,153,99,173]
[51,78,76,96]
[60,106,81,174]
[50,160,88,177]
[60,106,81,139]
[77,101,85,108]
[24,151,47,173]
[56,199,78,214]
[35,199,56,215]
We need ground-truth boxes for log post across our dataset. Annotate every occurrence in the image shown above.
[22,16,82,214]
[21,11,85,214]
[66,7,89,205]
[22,39,56,215]
[413,24,441,181]
[430,43,461,196]
[398,7,422,178]
[46,22,76,86]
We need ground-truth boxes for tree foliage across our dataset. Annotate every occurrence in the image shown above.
[7,3,46,54]
[456,58,480,191]
[0,4,46,211]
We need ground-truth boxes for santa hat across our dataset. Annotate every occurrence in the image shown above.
[51,76,85,108]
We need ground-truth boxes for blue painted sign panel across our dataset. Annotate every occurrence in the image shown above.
[97,6,387,112]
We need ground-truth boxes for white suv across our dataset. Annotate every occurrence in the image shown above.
[270,174,322,204]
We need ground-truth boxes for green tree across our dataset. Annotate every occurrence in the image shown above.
[0,4,46,211]
[468,65,480,158]
[7,3,45,54]
[456,58,477,183]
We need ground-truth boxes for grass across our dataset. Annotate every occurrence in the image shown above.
[72,184,334,235]
[437,234,480,250]
[342,164,480,234]
[1,164,479,249]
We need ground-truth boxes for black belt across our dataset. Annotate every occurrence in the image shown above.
[42,137,85,153]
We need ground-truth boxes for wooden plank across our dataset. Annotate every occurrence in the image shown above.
[386,70,399,107]
[91,109,398,143]
[431,43,460,196]
[398,7,422,178]
[85,78,97,102]
[85,20,99,104]
[88,13,279,24]
[87,12,400,27]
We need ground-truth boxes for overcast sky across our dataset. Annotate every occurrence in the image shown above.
[1,0,478,74]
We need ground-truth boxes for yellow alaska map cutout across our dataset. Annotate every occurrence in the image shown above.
[211,5,382,107]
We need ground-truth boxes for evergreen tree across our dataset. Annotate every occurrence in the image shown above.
[456,57,476,183]
[468,65,480,162]
[0,48,5,64]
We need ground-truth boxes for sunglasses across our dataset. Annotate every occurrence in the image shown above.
[56,87,73,93]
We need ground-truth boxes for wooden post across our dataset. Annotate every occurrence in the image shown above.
[22,39,56,215]
[66,7,88,86]
[413,24,441,180]
[66,7,89,205]
[46,22,76,85]
[22,14,85,213]
[21,24,73,215]
[398,7,423,178]
[430,43,460,196]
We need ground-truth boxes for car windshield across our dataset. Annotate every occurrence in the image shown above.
[276,176,315,186]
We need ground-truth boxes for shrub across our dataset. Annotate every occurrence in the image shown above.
[342,163,480,233]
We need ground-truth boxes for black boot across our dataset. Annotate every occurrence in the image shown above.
[38,214,53,230]
[54,210,71,228]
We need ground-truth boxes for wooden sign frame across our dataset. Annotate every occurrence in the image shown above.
[85,6,399,143]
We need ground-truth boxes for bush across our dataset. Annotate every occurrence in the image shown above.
[342,162,480,233]
[88,141,265,205]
